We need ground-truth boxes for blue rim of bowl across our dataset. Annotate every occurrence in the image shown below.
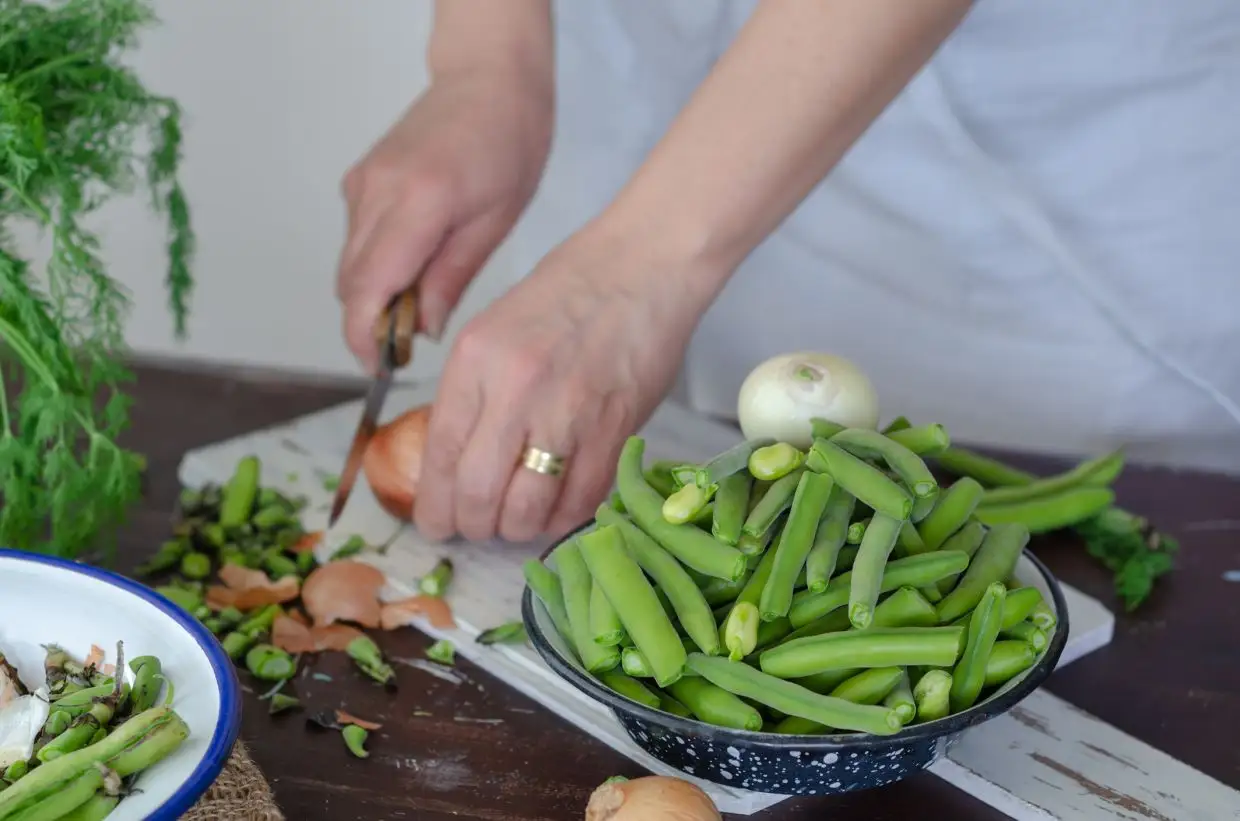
[0,548,243,820]
[522,525,1070,751]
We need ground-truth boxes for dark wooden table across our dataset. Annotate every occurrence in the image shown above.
[115,362,1240,820]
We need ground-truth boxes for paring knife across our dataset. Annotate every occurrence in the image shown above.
[328,285,418,527]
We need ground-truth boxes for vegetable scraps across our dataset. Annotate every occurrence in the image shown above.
[0,0,196,559]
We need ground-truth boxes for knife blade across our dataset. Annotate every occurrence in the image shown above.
[328,285,418,527]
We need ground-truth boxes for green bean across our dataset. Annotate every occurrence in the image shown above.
[885,423,951,456]
[711,472,752,546]
[748,443,804,481]
[5,766,104,820]
[950,582,1006,712]
[606,491,626,513]
[50,684,116,717]
[984,640,1037,688]
[932,448,1035,487]
[342,724,369,758]
[219,455,260,527]
[884,670,916,725]
[662,483,712,524]
[1029,601,1058,632]
[154,584,202,614]
[829,666,904,706]
[753,617,793,652]
[697,438,776,488]
[238,603,282,638]
[643,460,681,498]
[128,656,163,713]
[790,667,860,695]
[476,621,528,646]
[846,519,868,545]
[760,626,966,678]
[56,793,119,821]
[1001,620,1048,652]
[268,693,301,715]
[809,418,847,439]
[555,541,622,673]
[670,464,699,487]
[835,544,859,573]
[936,523,1030,623]
[975,487,1114,533]
[872,586,938,628]
[589,580,627,647]
[419,558,454,597]
[135,538,188,576]
[245,644,295,681]
[742,469,804,539]
[805,485,855,593]
[701,573,750,607]
[830,428,938,501]
[42,710,71,737]
[913,669,952,722]
[848,513,904,629]
[687,654,901,736]
[220,631,256,661]
[598,671,661,710]
[808,440,912,520]
[934,520,988,596]
[578,525,685,686]
[616,437,746,581]
[980,450,1124,505]
[789,550,970,628]
[759,472,834,621]
[736,521,778,557]
[657,692,694,719]
[895,521,928,557]
[621,647,653,678]
[773,608,852,649]
[595,506,720,655]
[881,416,912,434]
[348,635,397,683]
[522,559,573,644]
[919,478,985,551]
[2,761,26,783]
[998,587,1044,630]
[667,676,762,731]
[722,602,761,661]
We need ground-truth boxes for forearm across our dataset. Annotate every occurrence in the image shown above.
[428,0,554,89]
[604,0,973,299]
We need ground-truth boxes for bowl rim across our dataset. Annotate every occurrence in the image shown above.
[522,524,1070,751]
[0,548,242,820]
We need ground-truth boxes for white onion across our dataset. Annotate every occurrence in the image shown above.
[737,351,880,448]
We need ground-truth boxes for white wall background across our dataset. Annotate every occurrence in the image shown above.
[102,0,514,381]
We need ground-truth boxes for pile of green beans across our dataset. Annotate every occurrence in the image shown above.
[528,425,1060,736]
[0,644,187,820]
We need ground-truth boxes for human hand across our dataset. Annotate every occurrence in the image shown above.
[413,220,719,543]
[336,68,552,373]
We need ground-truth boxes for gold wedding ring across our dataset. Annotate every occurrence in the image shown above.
[522,446,566,477]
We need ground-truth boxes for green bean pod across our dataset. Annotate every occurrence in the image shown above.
[883,670,917,725]
[998,587,1044,630]
[595,506,720,656]
[980,450,1124,505]
[523,560,573,644]
[616,437,747,581]
[589,581,627,647]
[809,417,847,439]
[701,573,750,607]
[56,793,120,821]
[4,766,104,820]
[657,692,694,719]
[553,540,621,674]
[688,654,901,736]
[759,626,966,678]
[219,455,260,527]
[667,676,763,731]
[789,550,970,628]
[742,469,804,539]
[128,656,163,714]
[598,671,662,710]
[578,525,686,686]
[950,582,1007,712]
[871,586,938,628]
[848,513,905,629]
[936,524,1030,623]
[974,487,1115,533]
[711,472,752,546]
[760,472,834,622]
[772,608,852,650]
[918,478,985,551]
[885,423,951,456]
[791,667,861,695]
[697,438,775,488]
[1000,620,1048,652]
[846,519,868,545]
[829,666,905,706]
[829,428,938,500]
[932,448,1036,488]
[984,640,1037,688]
[934,520,988,596]
[913,669,953,722]
[1029,601,1058,632]
[807,440,912,520]
[895,521,929,557]
[805,485,855,592]
[621,647,654,678]
[643,460,681,498]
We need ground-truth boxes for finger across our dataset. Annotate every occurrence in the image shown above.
[546,393,632,537]
[417,209,513,341]
[450,387,528,542]
[497,410,575,544]
[412,350,482,541]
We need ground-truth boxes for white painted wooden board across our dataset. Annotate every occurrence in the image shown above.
[179,381,1157,817]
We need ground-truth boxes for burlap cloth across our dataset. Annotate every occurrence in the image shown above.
[181,741,284,821]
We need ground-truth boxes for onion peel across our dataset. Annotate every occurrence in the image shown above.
[206,565,300,611]
[301,560,386,628]
[380,595,456,631]
[335,709,382,730]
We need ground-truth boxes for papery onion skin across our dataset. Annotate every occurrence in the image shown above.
[584,775,721,821]
[737,351,880,449]
[363,404,430,520]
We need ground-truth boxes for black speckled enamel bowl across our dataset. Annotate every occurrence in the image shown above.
[522,530,1069,797]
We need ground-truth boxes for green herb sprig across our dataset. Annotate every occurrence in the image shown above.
[0,0,194,557]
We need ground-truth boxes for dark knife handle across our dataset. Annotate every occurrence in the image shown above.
[376,285,418,370]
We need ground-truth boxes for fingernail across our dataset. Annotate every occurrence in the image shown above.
[422,294,448,342]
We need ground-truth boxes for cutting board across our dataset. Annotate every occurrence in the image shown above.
[179,382,1237,818]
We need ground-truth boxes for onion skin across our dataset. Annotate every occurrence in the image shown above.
[584,776,721,821]
[737,351,880,448]
[363,404,430,520]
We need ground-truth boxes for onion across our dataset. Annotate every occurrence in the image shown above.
[363,404,430,520]
[584,776,721,821]
[737,351,880,448]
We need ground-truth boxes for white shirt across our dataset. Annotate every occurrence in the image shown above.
[508,0,1240,475]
